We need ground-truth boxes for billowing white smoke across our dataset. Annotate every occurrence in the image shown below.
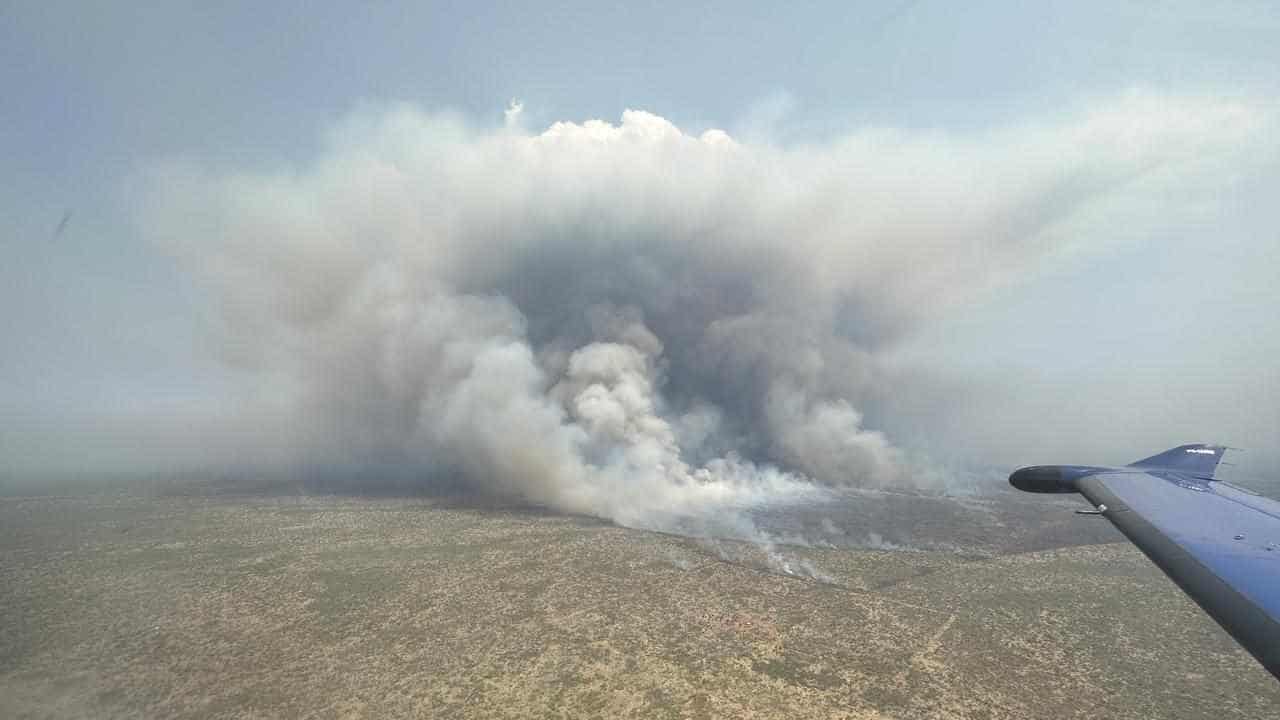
[140,93,1264,532]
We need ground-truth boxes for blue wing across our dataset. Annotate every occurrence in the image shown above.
[1011,444,1280,680]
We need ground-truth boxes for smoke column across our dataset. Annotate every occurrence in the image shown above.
[139,93,1264,534]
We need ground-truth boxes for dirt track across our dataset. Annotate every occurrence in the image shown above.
[2,494,1276,718]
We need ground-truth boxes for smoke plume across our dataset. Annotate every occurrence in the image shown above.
[139,93,1265,532]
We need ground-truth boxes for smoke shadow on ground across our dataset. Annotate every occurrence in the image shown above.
[3,467,1124,560]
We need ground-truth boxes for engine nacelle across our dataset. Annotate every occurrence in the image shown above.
[1009,464,1110,494]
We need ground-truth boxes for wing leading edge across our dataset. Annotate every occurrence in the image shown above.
[1010,444,1280,680]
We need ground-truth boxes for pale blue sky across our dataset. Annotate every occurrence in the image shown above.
[3,1,1279,477]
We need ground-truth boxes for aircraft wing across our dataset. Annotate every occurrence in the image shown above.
[1010,444,1280,680]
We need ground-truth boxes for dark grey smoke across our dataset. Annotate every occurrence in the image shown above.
[138,95,1267,531]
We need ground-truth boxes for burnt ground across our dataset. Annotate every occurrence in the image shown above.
[1,492,1277,719]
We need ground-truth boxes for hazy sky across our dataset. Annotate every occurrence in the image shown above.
[3,1,1278,482]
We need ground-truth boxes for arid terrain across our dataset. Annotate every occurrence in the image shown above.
[2,491,1277,719]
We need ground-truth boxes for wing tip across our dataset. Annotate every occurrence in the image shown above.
[1128,443,1230,478]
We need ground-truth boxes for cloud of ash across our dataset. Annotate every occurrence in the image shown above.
[137,93,1265,536]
